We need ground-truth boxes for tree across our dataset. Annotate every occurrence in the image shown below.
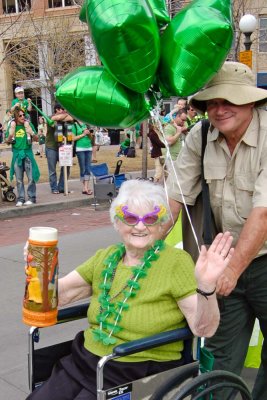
[2,6,99,113]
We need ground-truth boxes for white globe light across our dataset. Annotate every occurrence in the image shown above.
[239,14,257,33]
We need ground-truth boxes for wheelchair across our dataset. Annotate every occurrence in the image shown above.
[28,302,252,400]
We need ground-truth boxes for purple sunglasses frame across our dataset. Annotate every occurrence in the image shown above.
[118,205,162,226]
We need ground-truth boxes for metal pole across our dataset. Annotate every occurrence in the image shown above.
[63,137,68,196]
[141,119,148,179]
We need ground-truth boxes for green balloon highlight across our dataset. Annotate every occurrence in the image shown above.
[55,66,149,129]
[146,0,170,24]
[158,0,233,97]
[83,0,160,93]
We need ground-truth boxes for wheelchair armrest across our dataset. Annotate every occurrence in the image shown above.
[112,327,193,357]
[57,302,89,324]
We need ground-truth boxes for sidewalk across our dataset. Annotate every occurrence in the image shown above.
[0,173,154,220]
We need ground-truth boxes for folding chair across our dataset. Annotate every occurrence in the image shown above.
[90,163,128,209]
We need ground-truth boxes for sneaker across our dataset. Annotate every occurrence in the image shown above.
[16,201,23,207]
[24,200,33,206]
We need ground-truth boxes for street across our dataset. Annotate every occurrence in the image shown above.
[0,207,257,399]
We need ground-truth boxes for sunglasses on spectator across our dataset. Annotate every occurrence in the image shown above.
[115,205,166,226]
[18,113,25,117]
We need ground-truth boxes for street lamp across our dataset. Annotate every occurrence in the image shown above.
[239,14,257,51]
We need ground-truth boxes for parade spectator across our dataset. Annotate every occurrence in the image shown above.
[26,179,234,400]
[186,105,206,132]
[163,97,188,123]
[148,123,165,182]
[5,108,40,207]
[37,116,47,158]
[72,121,93,195]
[116,133,130,157]
[166,61,267,400]
[163,109,188,161]
[9,87,34,140]
[3,109,12,135]
[45,104,73,194]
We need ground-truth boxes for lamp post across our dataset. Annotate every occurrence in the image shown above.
[239,14,257,69]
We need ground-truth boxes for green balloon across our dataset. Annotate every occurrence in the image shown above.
[79,1,87,23]
[55,66,149,129]
[83,0,160,93]
[158,0,233,97]
[146,0,170,24]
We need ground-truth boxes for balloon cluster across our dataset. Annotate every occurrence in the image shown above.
[56,0,233,128]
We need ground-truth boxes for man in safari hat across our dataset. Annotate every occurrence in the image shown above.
[166,61,267,399]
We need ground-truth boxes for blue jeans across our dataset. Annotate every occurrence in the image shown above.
[46,147,70,192]
[205,254,267,400]
[14,156,36,203]
[76,150,92,181]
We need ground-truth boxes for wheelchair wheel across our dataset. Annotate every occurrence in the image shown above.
[150,363,199,400]
[4,190,16,202]
[170,370,252,400]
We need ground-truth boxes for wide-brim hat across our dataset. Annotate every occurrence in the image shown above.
[190,61,267,113]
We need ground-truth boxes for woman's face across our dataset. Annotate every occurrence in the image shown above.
[115,204,164,252]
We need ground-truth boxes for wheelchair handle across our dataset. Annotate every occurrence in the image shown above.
[112,327,193,357]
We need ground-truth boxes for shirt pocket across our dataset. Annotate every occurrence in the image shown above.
[234,174,254,218]
[205,165,226,207]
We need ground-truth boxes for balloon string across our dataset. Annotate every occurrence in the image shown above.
[149,107,201,254]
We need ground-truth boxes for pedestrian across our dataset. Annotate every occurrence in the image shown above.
[5,108,40,207]
[116,133,130,157]
[166,61,267,400]
[72,121,93,195]
[26,179,234,400]
[9,87,34,140]
[163,97,188,123]
[148,122,165,182]
[163,108,188,161]
[37,116,47,158]
[45,104,73,194]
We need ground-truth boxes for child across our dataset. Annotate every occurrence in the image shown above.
[9,87,34,141]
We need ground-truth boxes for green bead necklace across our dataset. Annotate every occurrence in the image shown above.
[92,239,165,346]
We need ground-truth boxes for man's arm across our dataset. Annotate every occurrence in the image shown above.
[217,206,267,296]
[163,198,183,237]
[51,113,73,122]
[165,125,182,145]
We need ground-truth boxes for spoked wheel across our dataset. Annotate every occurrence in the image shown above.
[4,190,17,202]
[150,363,199,400]
[169,370,252,400]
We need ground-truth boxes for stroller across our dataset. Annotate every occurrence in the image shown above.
[0,162,16,202]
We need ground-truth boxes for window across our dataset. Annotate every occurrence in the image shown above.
[259,17,267,52]
[48,0,74,8]
[3,0,31,13]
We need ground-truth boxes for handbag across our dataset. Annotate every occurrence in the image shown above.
[182,119,217,262]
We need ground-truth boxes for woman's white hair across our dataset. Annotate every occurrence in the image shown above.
[110,179,170,224]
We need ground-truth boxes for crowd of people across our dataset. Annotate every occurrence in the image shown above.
[1,92,113,205]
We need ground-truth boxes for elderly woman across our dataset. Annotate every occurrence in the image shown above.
[27,179,233,400]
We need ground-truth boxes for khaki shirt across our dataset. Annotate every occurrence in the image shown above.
[167,109,267,254]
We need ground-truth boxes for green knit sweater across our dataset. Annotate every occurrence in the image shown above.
[76,244,196,362]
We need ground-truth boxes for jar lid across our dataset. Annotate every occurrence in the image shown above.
[29,227,58,242]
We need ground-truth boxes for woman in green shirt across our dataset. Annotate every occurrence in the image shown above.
[27,180,234,400]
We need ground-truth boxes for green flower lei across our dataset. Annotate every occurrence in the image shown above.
[92,239,165,346]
